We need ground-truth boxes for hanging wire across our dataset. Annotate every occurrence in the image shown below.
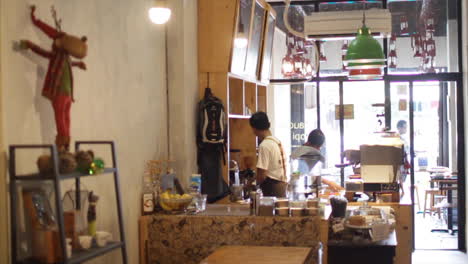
[361,0,367,27]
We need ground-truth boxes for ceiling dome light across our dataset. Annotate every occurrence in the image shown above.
[344,25,386,80]
[234,36,248,49]
[149,0,171,25]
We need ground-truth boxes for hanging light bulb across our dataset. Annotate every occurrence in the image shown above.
[234,22,248,49]
[282,55,294,77]
[293,54,304,77]
[318,41,327,62]
[282,47,295,77]
[287,34,295,50]
[400,15,409,35]
[305,59,313,77]
[341,40,348,52]
[389,34,397,68]
[295,37,305,54]
[425,15,435,32]
[149,0,171,25]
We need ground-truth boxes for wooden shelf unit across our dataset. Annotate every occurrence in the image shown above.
[198,0,276,81]
[198,0,275,184]
[199,73,268,183]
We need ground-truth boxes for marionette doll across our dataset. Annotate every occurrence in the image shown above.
[19,5,87,152]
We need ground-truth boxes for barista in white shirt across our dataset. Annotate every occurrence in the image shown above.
[291,129,343,192]
[249,112,287,197]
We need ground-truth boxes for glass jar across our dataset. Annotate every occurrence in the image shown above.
[289,155,322,201]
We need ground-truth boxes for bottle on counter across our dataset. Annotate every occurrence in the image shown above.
[190,173,202,194]
[250,188,263,215]
[142,175,155,215]
[250,191,257,215]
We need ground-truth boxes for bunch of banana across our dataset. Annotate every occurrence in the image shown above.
[159,190,192,211]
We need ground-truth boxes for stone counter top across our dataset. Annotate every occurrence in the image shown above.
[140,211,322,264]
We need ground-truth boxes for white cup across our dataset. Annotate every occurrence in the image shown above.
[78,235,93,250]
[95,231,112,247]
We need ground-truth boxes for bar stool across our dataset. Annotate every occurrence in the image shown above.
[423,188,441,217]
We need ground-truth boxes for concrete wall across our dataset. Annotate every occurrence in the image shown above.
[167,0,198,188]
[1,0,174,263]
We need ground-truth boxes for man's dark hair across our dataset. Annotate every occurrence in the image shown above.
[397,120,407,129]
[249,112,270,130]
[307,129,325,147]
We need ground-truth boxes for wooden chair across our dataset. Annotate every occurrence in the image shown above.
[423,188,441,218]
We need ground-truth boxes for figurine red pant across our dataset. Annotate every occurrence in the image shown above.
[52,94,72,150]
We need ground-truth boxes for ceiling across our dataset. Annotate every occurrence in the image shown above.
[269,0,453,37]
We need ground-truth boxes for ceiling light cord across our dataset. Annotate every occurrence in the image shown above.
[362,1,367,27]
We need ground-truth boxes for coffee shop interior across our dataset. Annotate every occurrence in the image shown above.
[1,0,468,264]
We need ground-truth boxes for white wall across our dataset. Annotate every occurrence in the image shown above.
[167,0,198,188]
[1,0,169,263]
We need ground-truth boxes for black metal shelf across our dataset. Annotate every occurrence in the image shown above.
[14,168,117,181]
[67,241,124,264]
[9,141,128,264]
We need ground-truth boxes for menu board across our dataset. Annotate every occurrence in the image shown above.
[231,0,254,75]
[244,1,266,77]
[260,13,276,82]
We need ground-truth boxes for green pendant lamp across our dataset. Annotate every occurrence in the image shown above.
[344,13,386,80]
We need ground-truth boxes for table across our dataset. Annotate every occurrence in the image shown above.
[200,245,315,264]
[430,178,458,234]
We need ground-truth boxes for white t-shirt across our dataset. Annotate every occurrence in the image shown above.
[256,136,287,182]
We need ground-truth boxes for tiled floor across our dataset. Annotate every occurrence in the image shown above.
[413,250,468,264]
[414,211,458,249]
[413,174,459,250]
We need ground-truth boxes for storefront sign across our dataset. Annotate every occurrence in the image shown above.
[335,104,354,120]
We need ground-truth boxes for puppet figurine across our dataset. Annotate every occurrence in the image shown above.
[19,5,87,152]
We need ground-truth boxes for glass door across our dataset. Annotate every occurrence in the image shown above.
[319,82,341,185]
[390,80,459,250]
